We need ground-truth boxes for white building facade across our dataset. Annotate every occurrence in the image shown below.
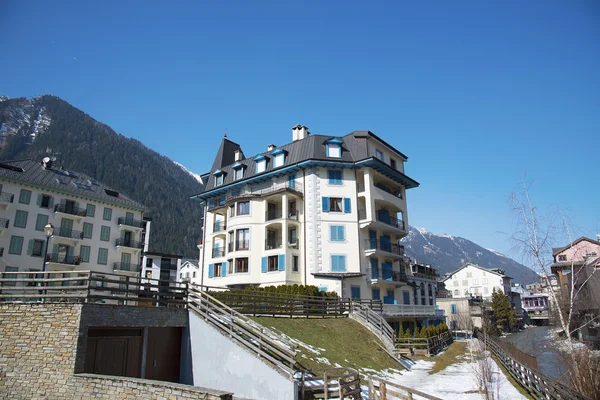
[192,126,442,328]
[0,158,148,282]
[443,263,512,301]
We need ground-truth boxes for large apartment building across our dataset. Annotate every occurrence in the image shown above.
[0,158,149,281]
[192,126,443,328]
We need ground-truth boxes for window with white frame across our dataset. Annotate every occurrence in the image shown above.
[273,153,284,167]
[375,149,384,160]
[255,156,267,173]
[215,174,224,186]
[325,138,343,158]
[234,168,243,180]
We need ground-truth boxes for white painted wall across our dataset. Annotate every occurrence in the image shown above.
[188,311,297,400]
[445,264,510,300]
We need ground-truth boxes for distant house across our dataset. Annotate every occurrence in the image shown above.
[141,251,182,283]
[179,258,200,285]
[442,263,512,301]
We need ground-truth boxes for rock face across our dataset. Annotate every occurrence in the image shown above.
[401,226,539,284]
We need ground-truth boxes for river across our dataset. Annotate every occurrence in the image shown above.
[499,326,565,380]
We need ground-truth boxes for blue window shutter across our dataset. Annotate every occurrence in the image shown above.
[344,198,351,213]
[322,197,329,212]
[331,255,337,272]
[339,226,345,241]
[208,264,214,278]
[328,170,334,184]
[261,257,267,273]
[451,304,457,314]
[340,256,346,272]
[222,262,227,277]
[278,254,285,271]
[329,226,336,241]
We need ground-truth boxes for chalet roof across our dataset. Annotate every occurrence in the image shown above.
[0,159,146,210]
[442,263,511,282]
[552,237,600,256]
[210,136,243,172]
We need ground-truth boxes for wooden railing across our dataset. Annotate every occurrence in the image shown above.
[298,368,361,400]
[394,331,452,356]
[0,270,187,307]
[475,331,589,400]
[367,377,443,400]
[187,285,298,377]
[350,302,396,352]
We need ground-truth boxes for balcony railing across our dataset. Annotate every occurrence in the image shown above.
[115,239,144,249]
[364,239,404,256]
[207,181,304,209]
[288,240,299,249]
[118,217,144,228]
[227,240,250,252]
[411,266,439,278]
[370,268,407,282]
[265,238,282,250]
[213,221,227,233]
[212,247,225,258]
[54,228,83,240]
[265,208,283,221]
[287,212,299,221]
[113,262,141,272]
[54,203,87,217]
[46,253,81,265]
[0,218,9,229]
[161,263,178,270]
[374,182,403,199]
[381,304,435,317]
[0,192,14,203]
[376,211,405,230]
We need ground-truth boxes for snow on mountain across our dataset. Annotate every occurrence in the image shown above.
[401,225,539,284]
[173,161,203,185]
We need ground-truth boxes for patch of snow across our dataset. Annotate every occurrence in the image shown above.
[416,227,429,234]
[487,248,506,257]
[173,162,203,185]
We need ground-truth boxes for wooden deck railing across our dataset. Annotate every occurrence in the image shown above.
[187,285,298,377]
[394,331,452,356]
[350,302,396,352]
[298,368,361,400]
[367,377,443,400]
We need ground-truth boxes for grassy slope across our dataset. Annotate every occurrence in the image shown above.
[252,317,400,373]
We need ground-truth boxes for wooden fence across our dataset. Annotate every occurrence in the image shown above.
[0,270,187,307]
[367,377,443,400]
[475,331,590,400]
[298,368,361,399]
[394,331,452,356]
[350,301,396,351]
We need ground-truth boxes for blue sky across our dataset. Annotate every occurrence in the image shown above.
[1,1,598,264]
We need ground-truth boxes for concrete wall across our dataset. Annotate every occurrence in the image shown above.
[188,311,297,400]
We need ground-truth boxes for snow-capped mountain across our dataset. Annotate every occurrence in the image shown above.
[173,161,203,185]
[401,226,539,284]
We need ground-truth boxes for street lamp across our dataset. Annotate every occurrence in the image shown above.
[41,223,54,297]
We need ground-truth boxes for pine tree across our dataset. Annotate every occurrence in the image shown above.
[490,289,517,332]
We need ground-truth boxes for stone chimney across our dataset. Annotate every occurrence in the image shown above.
[292,124,309,141]
[267,144,276,151]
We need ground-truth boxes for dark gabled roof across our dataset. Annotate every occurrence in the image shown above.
[552,237,600,256]
[181,258,199,268]
[193,130,418,197]
[0,159,146,210]
[211,136,244,172]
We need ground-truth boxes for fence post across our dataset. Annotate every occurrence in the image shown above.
[380,382,386,399]
[324,371,329,400]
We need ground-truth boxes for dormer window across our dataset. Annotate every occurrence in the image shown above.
[558,255,567,262]
[232,162,245,180]
[254,155,267,173]
[271,148,287,168]
[324,138,343,158]
[214,170,225,186]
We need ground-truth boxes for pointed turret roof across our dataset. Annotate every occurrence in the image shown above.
[210,135,243,172]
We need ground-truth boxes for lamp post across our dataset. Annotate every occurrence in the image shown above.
[41,223,54,298]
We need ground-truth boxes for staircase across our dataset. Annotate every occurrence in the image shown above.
[187,286,298,378]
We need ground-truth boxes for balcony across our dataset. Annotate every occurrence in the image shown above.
[206,181,304,209]
[46,253,81,266]
[212,246,225,258]
[287,212,299,221]
[53,228,83,240]
[288,240,299,249]
[117,217,144,229]
[54,204,87,217]
[375,211,405,230]
[160,263,178,270]
[0,218,9,230]
[213,221,227,233]
[374,182,403,200]
[228,240,250,253]
[380,304,435,317]
[411,265,439,279]
[0,192,14,205]
[113,262,141,272]
[115,238,144,249]
[371,268,407,283]
[265,238,282,250]
[364,239,405,256]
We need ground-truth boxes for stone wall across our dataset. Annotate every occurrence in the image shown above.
[72,374,232,399]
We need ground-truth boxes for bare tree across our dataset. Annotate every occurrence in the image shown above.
[470,338,501,400]
[509,181,599,397]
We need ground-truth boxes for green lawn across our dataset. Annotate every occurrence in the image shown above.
[429,341,469,374]
[252,317,401,373]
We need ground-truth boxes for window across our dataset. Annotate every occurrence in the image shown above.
[403,291,411,304]
[86,204,96,217]
[462,280,468,286]
[482,278,488,284]
[103,207,112,221]
[236,229,250,250]
[451,304,457,314]
[80,245,91,263]
[325,139,342,158]
[14,210,28,228]
[322,197,351,213]
[35,214,49,231]
[467,271,472,278]
[229,204,235,217]
[193,271,196,278]
[19,189,31,204]
[97,248,108,265]
[558,255,567,262]
[9,236,24,255]
[3,266,18,286]
[234,168,243,180]
[30,240,44,257]
[327,170,343,185]
[473,278,479,285]
[330,225,345,241]
[372,288,380,300]
[329,197,342,212]
[40,195,51,209]
[268,255,279,272]
[237,201,250,215]
[318,286,328,293]
[453,280,458,287]
[331,255,346,272]
[214,262,223,277]
[215,174,224,186]
[292,255,299,272]
[350,286,361,299]
[256,159,266,173]
[100,226,110,241]
[236,258,249,273]
[375,149,384,160]
[83,223,93,239]
[454,290,459,296]
[390,159,397,170]
[273,153,284,168]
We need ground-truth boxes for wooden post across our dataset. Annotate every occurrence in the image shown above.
[324,371,329,400]
[380,382,386,399]
[368,378,374,400]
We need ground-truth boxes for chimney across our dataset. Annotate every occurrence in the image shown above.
[41,157,53,170]
[292,124,309,141]
[234,150,242,161]
[267,144,276,151]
